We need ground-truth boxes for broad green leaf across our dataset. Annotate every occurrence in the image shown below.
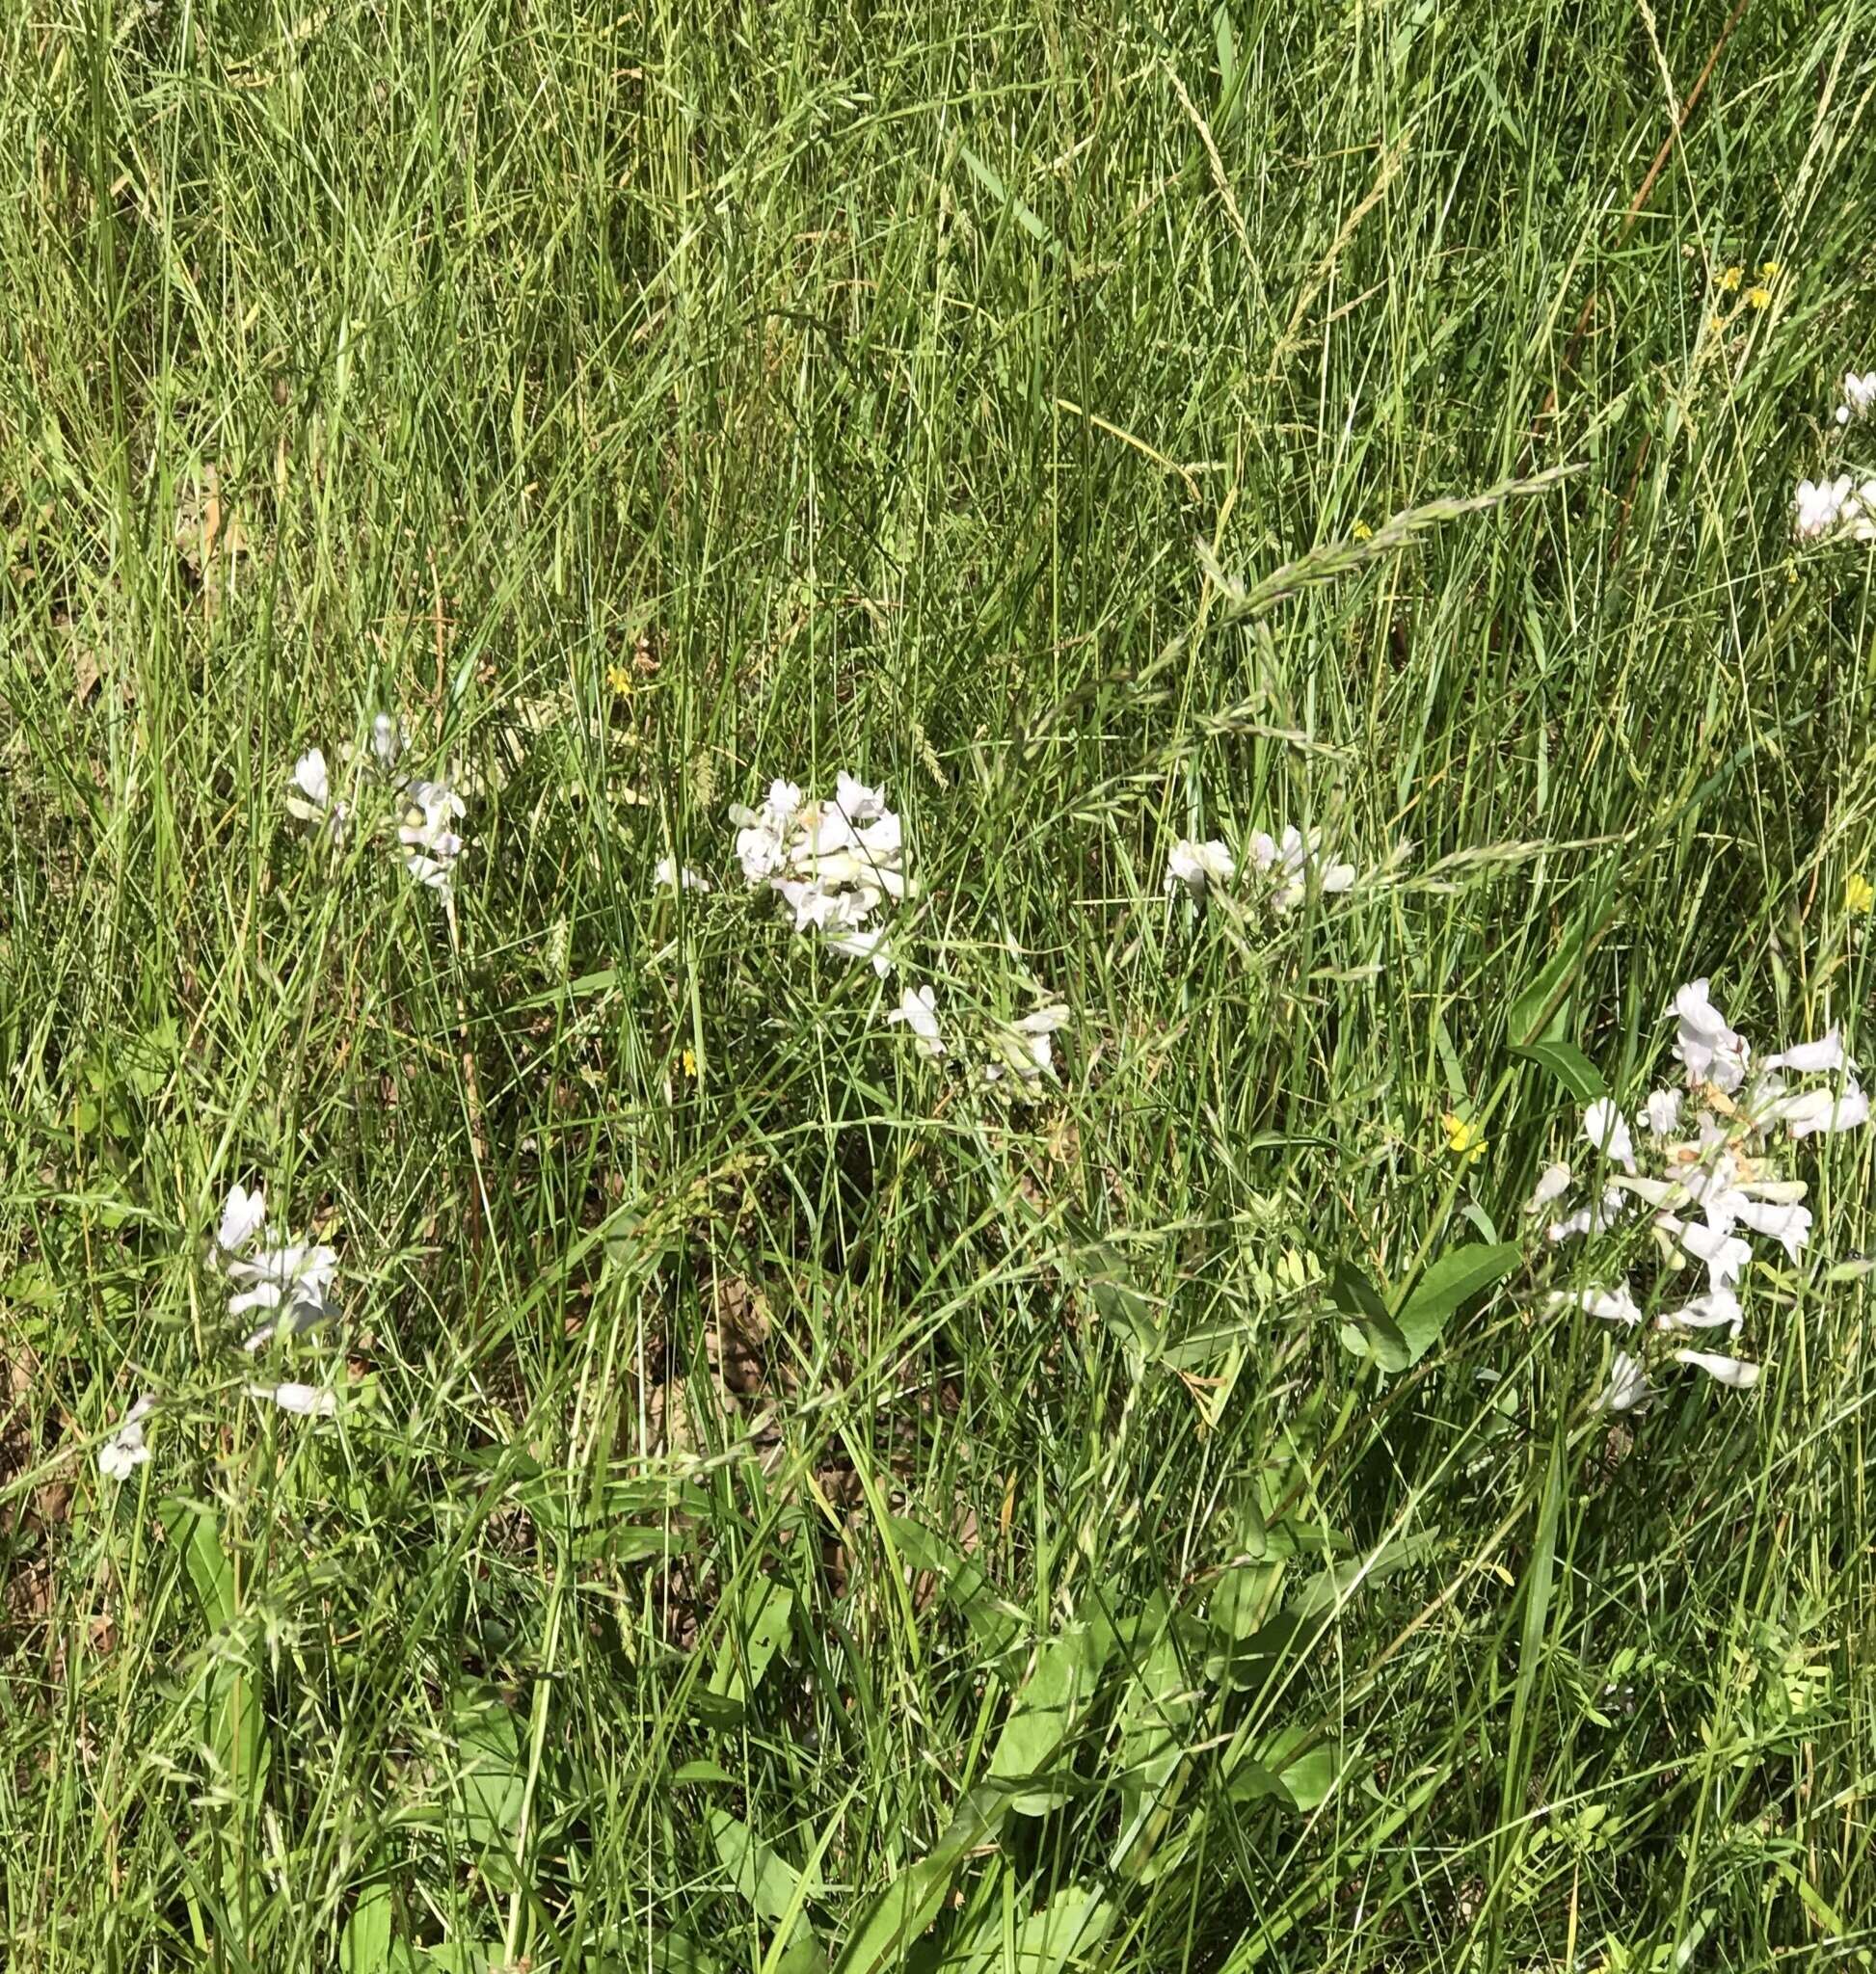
[1328,1263,1408,1371]
[832,1784,1015,1974]
[887,1516,1023,1658]
[1395,1242,1521,1362]
[1226,1724,1340,1812]
[707,1578,794,1712]
[673,1758,737,1785]
[988,1620,1114,1811]
[1111,1621,1196,1877]
[157,1498,237,1630]
[710,1810,818,1926]
[1077,1241,1161,1359]
[448,1687,524,1865]
[1507,904,1612,1048]
[340,1882,394,1974]
[1514,1036,1607,1102]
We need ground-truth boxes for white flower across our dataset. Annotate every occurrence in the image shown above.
[887,984,945,1058]
[1727,1196,1811,1260]
[1661,1214,1753,1293]
[1761,1027,1846,1076]
[1582,1098,1636,1172]
[1595,1351,1654,1413]
[654,856,711,894]
[1795,475,1853,540]
[1547,1187,1627,1244]
[1524,1161,1572,1214]
[1837,372,1876,424]
[1655,1288,1743,1334]
[371,710,407,769]
[218,1181,267,1254]
[1165,838,1237,897]
[1550,1284,1643,1326]
[230,1240,339,1350]
[286,748,349,838]
[399,780,467,897]
[1249,826,1353,912]
[1670,979,1750,1092]
[1769,1079,1870,1138]
[821,921,895,975]
[834,771,888,822]
[97,1395,155,1482]
[1642,1088,1681,1137]
[1674,1349,1760,1390]
[247,1381,338,1419]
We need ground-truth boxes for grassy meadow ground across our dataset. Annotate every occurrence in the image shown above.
[7,0,1876,1967]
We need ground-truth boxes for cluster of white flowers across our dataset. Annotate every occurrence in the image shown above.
[213,1181,340,1355]
[654,856,711,894]
[1165,825,1355,913]
[882,983,1068,1088]
[730,774,904,974]
[287,712,469,901]
[97,1182,345,1481]
[1794,371,1876,540]
[1836,370,1876,425]
[1793,474,1876,544]
[1527,978,1866,1412]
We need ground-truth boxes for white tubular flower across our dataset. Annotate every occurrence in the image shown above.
[398,780,467,897]
[229,1240,339,1351]
[286,749,349,839]
[653,856,711,894]
[1643,1088,1682,1137]
[1670,979,1750,1092]
[1595,1351,1654,1414]
[1654,1289,1743,1335]
[1251,825,1353,911]
[247,1381,338,1418]
[822,921,894,975]
[1837,372,1876,424]
[1771,1080,1870,1138]
[370,710,407,770]
[217,1181,267,1254]
[1165,838,1237,898]
[1662,1214,1753,1293]
[1547,1188,1627,1244]
[1728,1196,1811,1260]
[1582,1098,1636,1172]
[1523,1161,1572,1214]
[1762,1028,1846,1076]
[834,771,887,823]
[97,1395,155,1482]
[1549,1285,1643,1327]
[1674,1349,1760,1390]
[1795,475,1852,540]
[886,983,945,1058]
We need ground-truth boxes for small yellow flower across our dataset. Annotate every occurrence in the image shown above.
[1707,313,1728,336]
[1352,520,1374,542]
[1759,259,1781,280]
[606,663,633,697]
[1441,1111,1487,1164]
[1718,265,1743,293]
[681,1046,698,1078]
[1746,284,1771,310]
[1847,872,1874,916]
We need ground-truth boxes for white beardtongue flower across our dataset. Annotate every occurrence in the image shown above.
[653,856,711,894]
[1548,1285,1643,1327]
[1595,1351,1654,1414]
[1669,979,1750,1093]
[1795,475,1853,540]
[1674,1349,1760,1390]
[1768,1080,1870,1138]
[370,710,407,770]
[247,1381,338,1418]
[1658,1214,1752,1294]
[1523,1161,1571,1214]
[1582,1097,1636,1172]
[1654,1289,1743,1335]
[286,749,349,840]
[218,1181,267,1254]
[729,773,904,969]
[1165,838,1237,898]
[97,1395,155,1481]
[1836,371,1876,424]
[1248,825,1355,912]
[887,984,945,1058]
[398,780,468,897]
[213,1182,342,1351]
[1762,1028,1846,1076]
[1642,1088,1681,1137]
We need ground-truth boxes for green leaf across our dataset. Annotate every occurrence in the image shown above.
[1507,904,1612,1048]
[957,144,1055,247]
[1227,1725,1340,1812]
[339,1883,394,1973]
[448,1687,524,1866]
[887,1516,1023,1658]
[706,1578,794,1714]
[1327,1262,1408,1371]
[987,1621,1114,1811]
[832,1784,1016,1974]
[156,1498,237,1630]
[1111,1620,1196,1877]
[1514,1036,1607,1102]
[710,1810,818,1926]
[673,1758,737,1786]
[1395,1242,1521,1363]
[1076,1241,1162,1359]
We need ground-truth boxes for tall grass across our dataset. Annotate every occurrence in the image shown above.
[4,1,1876,1967]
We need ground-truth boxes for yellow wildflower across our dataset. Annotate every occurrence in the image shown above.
[1441,1111,1487,1164]
[1707,314,1726,336]
[606,663,633,697]
[1746,284,1771,310]
[681,1046,698,1079]
[1759,259,1781,280]
[1352,520,1374,542]
[1718,265,1742,293]
[1847,872,1874,916]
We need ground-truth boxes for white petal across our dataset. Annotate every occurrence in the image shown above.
[247,1381,338,1418]
[218,1182,267,1253]
[1595,1351,1654,1413]
[1674,1349,1760,1390]
[1762,1027,1845,1075]
[1524,1161,1572,1214]
[1582,1098,1636,1172]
